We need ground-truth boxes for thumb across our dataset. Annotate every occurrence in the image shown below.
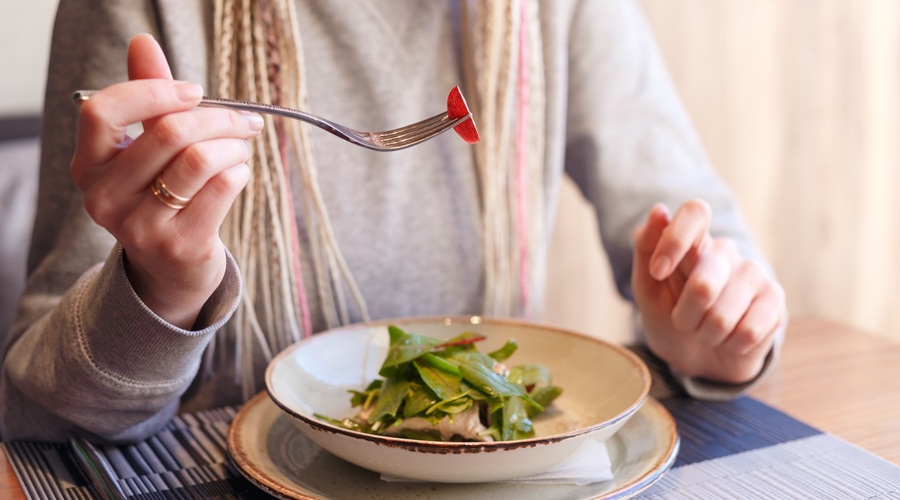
[128,33,173,81]
[127,34,176,132]
[632,204,670,294]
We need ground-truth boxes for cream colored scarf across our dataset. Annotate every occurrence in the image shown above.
[212,0,545,398]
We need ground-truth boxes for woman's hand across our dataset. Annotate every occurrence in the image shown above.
[631,200,786,384]
[70,34,263,329]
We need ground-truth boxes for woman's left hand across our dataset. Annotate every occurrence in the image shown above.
[631,199,786,384]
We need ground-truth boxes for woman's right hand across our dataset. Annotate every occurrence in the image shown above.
[70,34,263,329]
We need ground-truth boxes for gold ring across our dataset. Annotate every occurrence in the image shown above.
[150,175,191,210]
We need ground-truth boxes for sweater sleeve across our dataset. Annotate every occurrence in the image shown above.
[1,247,241,442]
[562,0,785,398]
[0,0,239,443]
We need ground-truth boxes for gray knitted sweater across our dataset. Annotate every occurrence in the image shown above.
[1,0,776,442]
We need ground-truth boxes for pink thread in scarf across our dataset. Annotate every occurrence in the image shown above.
[264,7,313,338]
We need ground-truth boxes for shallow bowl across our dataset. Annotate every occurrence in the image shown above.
[265,316,651,483]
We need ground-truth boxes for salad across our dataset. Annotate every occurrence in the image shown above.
[316,325,562,442]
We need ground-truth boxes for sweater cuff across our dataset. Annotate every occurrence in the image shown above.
[75,245,242,387]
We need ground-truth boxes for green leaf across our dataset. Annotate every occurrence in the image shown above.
[387,325,406,343]
[527,385,563,417]
[414,358,464,400]
[508,364,551,387]
[501,396,535,441]
[380,326,444,377]
[426,389,476,415]
[458,361,512,399]
[368,378,411,423]
[403,382,439,418]
[313,414,366,432]
[486,396,505,416]
[398,428,444,441]
[445,350,497,372]
[488,339,518,362]
[418,352,463,377]
[457,359,544,413]
[349,379,382,408]
[480,424,501,442]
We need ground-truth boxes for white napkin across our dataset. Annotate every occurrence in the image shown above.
[380,438,614,486]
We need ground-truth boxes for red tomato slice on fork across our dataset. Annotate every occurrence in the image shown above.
[447,86,480,144]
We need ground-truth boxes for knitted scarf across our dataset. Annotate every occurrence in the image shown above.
[211,0,545,398]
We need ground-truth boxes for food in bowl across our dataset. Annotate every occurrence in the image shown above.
[315,325,562,442]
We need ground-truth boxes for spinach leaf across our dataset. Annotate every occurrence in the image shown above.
[414,358,464,400]
[501,396,534,441]
[380,326,444,377]
[403,382,439,418]
[455,354,543,412]
[527,385,563,417]
[368,377,411,424]
[488,339,518,362]
[508,363,551,387]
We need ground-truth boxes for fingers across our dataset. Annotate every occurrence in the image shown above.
[634,203,670,253]
[632,203,670,292]
[80,109,262,229]
[72,79,204,172]
[696,258,764,346]
[176,163,252,231]
[633,204,693,304]
[649,199,711,280]
[671,238,737,331]
[689,254,783,357]
[110,108,263,194]
[152,138,253,202]
[119,162,250,287]
[722,280,785,355]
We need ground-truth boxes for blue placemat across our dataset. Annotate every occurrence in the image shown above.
[5,351,900,499]
[663,396,821,466]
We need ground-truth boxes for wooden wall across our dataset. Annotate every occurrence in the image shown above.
[545,0,900,343]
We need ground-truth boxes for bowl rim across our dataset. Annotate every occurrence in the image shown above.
[264,315,652,453]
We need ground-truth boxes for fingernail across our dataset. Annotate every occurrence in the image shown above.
[175,83,204,102]
[130,33,156,43]
[243,112,264,132]
[651,255,671,280]
[653,203,671,221]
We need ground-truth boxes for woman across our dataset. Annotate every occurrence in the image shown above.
[1,0,784,442]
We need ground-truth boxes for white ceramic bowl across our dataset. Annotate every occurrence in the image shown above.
[265,316,651,483]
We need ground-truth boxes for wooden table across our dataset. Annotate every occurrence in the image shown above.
[749,317,900,465]
[0,447,19,500]
[1,318,899,498]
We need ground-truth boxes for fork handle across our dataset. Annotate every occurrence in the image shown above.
[72,90,332,130]
[196,95,324,124]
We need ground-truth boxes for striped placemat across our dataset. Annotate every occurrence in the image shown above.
[3,406,257,499]
[5,349,900,498]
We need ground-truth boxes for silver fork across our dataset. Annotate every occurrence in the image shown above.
[72,91,470,152]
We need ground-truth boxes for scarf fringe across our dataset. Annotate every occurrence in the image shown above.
[211,0,545,399]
